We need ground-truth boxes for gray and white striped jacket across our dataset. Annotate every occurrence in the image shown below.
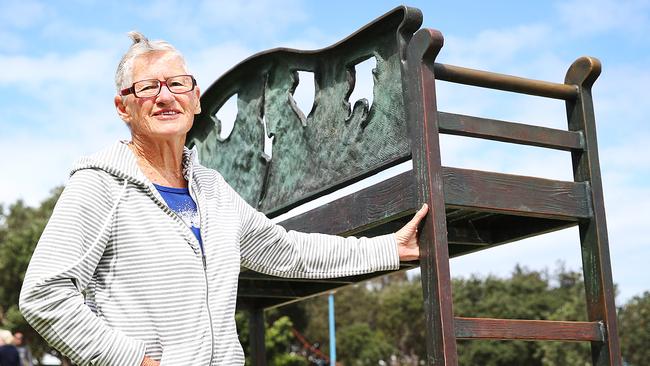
[20,141,400,366]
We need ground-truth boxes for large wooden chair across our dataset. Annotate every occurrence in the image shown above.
[187,5,621,365]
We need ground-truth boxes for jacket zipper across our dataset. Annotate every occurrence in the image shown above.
[146,184,215,365]
[189,182,216,366]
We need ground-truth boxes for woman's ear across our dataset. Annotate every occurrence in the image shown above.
[114,95,132,124]
[194,87,202,114]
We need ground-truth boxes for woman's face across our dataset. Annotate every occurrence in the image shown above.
[115,51,201,142]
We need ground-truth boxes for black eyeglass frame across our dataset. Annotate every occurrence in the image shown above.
[120,75,197,98]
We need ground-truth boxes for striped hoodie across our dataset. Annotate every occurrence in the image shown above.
[20,140,400,366]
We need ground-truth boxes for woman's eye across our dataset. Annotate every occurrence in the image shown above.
[136,83,158,93]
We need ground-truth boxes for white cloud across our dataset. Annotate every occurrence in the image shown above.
[126,0,308,45]
[276,31,334,51]
[0,30,24,53]
[0,44,129,208]
[556,0,650,36]
[0,0,48,29]
[0,109,128,207]
[197,0,307,33]
[604,193,650,302]
[188,42,256,88]
[39,21,124,51]
[440,24,552,71]
[593,62,650,133]
[0,49,119,87]
[601,139,650,175]
[0,135,77,206]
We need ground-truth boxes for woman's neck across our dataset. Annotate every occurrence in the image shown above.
[128,136,187,188]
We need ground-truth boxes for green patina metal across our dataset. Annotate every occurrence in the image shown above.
[187,7,422,215]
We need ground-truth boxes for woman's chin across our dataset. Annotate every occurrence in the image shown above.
[147,124,192,139]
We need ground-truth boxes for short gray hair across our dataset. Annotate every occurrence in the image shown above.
[115,31,189,92]
[0,329,13,345]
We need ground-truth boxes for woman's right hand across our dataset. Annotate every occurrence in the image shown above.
[141,356,160,366]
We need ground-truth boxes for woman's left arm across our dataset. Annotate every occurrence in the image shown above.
[228,181,427,278]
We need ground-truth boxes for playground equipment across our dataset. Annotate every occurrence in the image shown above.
[187,5,621,365]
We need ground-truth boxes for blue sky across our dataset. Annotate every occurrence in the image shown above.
[1,0,648,305]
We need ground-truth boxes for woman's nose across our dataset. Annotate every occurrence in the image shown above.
[156,84,175,103]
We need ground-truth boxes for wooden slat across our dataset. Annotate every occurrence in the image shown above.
[237,267,417,310]
[279,166,589,242]
[240,268,412,288]
[443,167,592,220]
[446,216,580,255]
[438,111,584,151]
[434,63,579,100]
[455,317,604,342]
[485,216,577,246]
[446,223,491,245]
[445,209,493,224]
[238,279,338,299]
[279,171,416,235]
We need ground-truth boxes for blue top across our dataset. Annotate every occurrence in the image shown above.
[153,183,203,253]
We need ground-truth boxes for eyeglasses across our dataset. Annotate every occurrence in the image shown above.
[120,75,197,98]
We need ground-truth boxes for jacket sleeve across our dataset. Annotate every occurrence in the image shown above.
[225,180,401,278]
[19,169,146,366]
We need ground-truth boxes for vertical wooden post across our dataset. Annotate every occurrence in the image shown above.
[249,307,267,366]
[405,29,458,366]
[565,56,622,366]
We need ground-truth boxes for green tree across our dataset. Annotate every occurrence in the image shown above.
[376,273,426,362]
[236,311,308,366]
[619,291,650,365]
[453,265,592,366]
[453,267,552,366]
[293,265,599,365]
[276,273,407,364]
[0,187,63,362]
[297,282,383,358]
[536,267,591,366]
[337,322,394,365]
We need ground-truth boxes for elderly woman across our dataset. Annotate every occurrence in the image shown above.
[20,32,428,366]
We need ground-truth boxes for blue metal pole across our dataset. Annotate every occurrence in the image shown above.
[328,292,336,365]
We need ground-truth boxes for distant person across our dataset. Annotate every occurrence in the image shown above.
[0,330,20,366]
[12,332,33,366]
[20,31,428,366]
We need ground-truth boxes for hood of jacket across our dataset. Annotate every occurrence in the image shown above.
[69,140,198,187]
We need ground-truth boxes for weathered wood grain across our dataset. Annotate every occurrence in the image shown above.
[566,56,622,365]
[438,111,584,151]
[442,167,592,219]
[455,317,604,342]
[406,28,459,365]
[279,166,590,243]
[278,171,416,235]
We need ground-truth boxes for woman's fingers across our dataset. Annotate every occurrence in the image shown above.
[409,203,429,229]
